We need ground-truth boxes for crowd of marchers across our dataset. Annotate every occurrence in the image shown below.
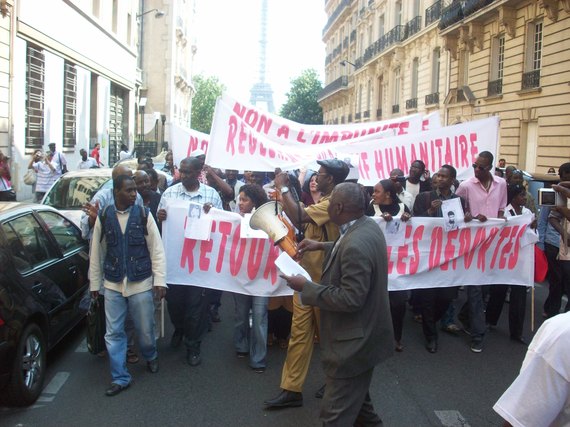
[80,147,570,426]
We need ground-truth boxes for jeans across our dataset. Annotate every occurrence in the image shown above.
[418,287,458,341]
[458,285,486,342]
[104,289,157,386]
[233,293,268,369]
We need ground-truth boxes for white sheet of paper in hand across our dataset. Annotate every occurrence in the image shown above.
[241,214,269,239]
[184,204,212,240]
[275,252,311,281]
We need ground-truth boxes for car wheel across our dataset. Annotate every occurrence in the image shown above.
[5,323,46,406]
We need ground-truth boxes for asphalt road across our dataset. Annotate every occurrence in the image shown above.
[0,283,557,427]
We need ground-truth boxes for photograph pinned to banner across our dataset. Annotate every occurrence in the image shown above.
[384,218,406,247]
[241,213,269,239]
[441,198,465,231]
[184,202,212,240]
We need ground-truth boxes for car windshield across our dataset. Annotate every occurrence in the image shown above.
[43,176,112,209]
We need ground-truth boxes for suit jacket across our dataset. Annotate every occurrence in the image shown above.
[301,216,393,379]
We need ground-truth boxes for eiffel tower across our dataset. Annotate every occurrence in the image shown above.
[249,0,275,113]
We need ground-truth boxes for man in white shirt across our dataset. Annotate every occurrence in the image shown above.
[78,149,98,169]
[493,312,570,427]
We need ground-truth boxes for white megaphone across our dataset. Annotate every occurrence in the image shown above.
[249,201,298,258]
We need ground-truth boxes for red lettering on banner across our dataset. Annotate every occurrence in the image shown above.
[469,133,478,164]
[262,243,280,284]
[248,134,258,155]
[257,114,272,135]
[238,123,247,154]
[199,237,213,271]
[419,142,429,171]
[386,147,394,173]
[374,150,385,180]
[296,129,307,143]
[319,132,339,144]
[430,140,435,173]
[180,238,198,272]
[457,227,472,259]
[259,139,267,156]
[464,228,486,268]
[490,226,513,270]
[445,137,453,165]
[311,132,320,145]
[441,229,459,271]
[244,110,259,130]
[410,144,418,167]
[340,130,354,140]
[398,121,410,135]
[247,239,265,279]
[434,138,443,172]
[216,221,233,273]
[229,228,247,276]
[477,227,499,271]
[422,118,429,131]
[359,152,371,181]
[277,125,289,139]
[458,134,468,167]
[508,224,527,269]
[409,225,423,274]
[428,227,443,270]
[232,101,246,118]
[226,116,238,155]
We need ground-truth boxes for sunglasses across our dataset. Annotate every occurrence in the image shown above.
[472,163,490,171]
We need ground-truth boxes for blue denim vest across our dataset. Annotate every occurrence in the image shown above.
[101,205,152,283]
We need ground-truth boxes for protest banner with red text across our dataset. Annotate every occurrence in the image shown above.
[162,201,535,295]
[170,123,209,167]
[207,94,435,171]
[338,116,499,185]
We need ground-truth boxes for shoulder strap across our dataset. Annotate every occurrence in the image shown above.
[98,205,112,242]
[140,206,149,236]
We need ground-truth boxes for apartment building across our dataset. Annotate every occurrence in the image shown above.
[319,0,570,173]
[440,0,570,173]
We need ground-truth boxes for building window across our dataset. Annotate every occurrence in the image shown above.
[431,47,440,94]
[395,1,402,26]
[522,20,542,89]
[411,57,419,99]
[63,62,77,148]
[488,35,504,96]
[25,44,44,150]
[378,14,385,38]
[392,67,400,113]
[367,79,371,111]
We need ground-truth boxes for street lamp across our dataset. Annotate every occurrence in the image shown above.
[136,8,165,19]
[340,59,356,67]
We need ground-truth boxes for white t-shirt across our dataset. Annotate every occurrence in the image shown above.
[493,312,570,427]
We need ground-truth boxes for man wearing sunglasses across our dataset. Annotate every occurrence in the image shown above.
[455,151,507,353]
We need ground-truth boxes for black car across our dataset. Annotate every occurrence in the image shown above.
[0,202,89,406]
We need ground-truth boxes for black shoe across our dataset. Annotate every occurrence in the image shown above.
[236,352,249,359]
[264,390,303,408]
[147,358,159,373]
[170,330,183,349]
[210,306,221,322]
[187,352,202,367]
[426,340,438,354]
[105,382,130,397]
[251,366,266,373]
[314,384,325,399]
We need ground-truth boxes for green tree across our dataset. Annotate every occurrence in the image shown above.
[191,74,225,133]
[280,69,323,124]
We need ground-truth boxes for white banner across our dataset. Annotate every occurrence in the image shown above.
[207,94,440,171]
[170,123,210,168]
[336,116,500,186]
[161,201,535,294]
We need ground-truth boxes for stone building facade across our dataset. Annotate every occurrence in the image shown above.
[319,0,570,173]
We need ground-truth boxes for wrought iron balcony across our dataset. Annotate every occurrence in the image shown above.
[355,112,362,120]
[406,16,422,38]
[463,0,495,17]
[363,110,370,118]
[392,104,400,114]
[439,1,463,30]
[425,0,442,27]
[405,98,418,109]
[425,92,439,105]
[522,70,540,90]
[322,0,351,36]
[487,79,502,96]
[376,108,382,118]
[317,75,348,101]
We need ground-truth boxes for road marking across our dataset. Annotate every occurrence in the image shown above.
[434,410,470,427]
[42,371,70,396]
[75,338,88,352]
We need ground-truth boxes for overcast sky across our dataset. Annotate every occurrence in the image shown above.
[193,0,327,112]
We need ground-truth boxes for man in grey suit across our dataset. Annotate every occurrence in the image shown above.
[281,182,393,426]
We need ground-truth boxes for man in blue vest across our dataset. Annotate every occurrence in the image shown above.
[89,175,166,396]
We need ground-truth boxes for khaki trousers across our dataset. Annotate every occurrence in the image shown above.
[280,291,320,392]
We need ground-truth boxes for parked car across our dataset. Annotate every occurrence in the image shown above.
[41,168,113,226]
[0,202,89,406]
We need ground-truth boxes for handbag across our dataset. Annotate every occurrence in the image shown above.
[534,245,548,283]
[23,169,36,185]
[86,295,106,355]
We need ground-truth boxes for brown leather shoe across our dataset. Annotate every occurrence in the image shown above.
[105,382,130,397]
